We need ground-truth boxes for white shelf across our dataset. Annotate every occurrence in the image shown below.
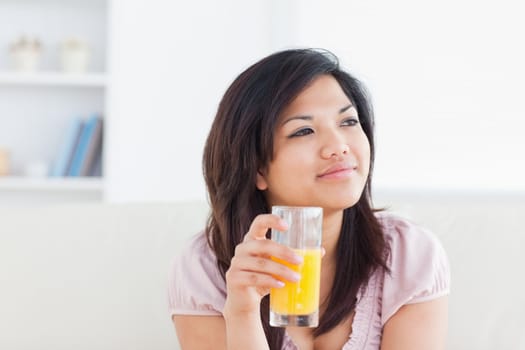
[0,177,104,192]
[0,71,107,87]
[0,0,107,205]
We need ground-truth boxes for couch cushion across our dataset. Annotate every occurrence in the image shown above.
[0,201,209,350]
[374,190,525,350]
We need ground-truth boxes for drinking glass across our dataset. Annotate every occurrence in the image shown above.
[269,206,323,327]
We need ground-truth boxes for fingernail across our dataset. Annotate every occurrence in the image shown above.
[278,219,288,228]
[291,254,303,264]
[290,272,301,282]
[275,280,285,288]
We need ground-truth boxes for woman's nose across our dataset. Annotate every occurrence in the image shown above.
[320,136,350,159]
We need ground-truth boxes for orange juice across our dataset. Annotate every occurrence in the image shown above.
[270,249,321,315]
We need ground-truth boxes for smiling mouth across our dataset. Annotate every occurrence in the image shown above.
[317,166,357,180]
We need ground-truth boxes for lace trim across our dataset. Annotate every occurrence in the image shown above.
[282,269,383,350]
[343,269,383,349]
[282,333,297,349]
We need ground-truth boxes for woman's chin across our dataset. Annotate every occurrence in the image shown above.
[315,197,361,214]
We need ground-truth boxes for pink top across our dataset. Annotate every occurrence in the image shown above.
[168,213,450,349]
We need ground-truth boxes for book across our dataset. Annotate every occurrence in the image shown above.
[68,115,102,177]
[79,117,103,176]
[89,150,103,177]
[49,117,84,177]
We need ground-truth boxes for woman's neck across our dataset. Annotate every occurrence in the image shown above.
[321,209,344,265]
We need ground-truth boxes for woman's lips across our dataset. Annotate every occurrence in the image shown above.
[317,163,356,180]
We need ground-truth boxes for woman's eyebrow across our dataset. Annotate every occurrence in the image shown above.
[339,103,354,113]
[281,103,355,126]
[281,115,312,126]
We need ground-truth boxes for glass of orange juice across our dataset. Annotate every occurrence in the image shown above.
[270,206,323,327]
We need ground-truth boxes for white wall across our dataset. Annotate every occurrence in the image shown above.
[107,0,525,203]
[106,0,273,202]
[276,0,525,192]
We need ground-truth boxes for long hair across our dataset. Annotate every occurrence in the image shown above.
[203,48,389,349]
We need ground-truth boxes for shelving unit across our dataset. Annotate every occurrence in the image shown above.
[0,0,108,205]
[0,71,107,87]
[0,177,103,192]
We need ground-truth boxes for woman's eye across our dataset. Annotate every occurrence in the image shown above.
[289,128,314,138]
[341,118,359,127]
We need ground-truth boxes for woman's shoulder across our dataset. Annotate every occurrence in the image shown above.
[375,211,444,258]
[374,211,450,325]
[168,230,226,316]
[176,230,217,266]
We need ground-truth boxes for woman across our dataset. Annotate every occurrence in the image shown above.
[168,48,450,349]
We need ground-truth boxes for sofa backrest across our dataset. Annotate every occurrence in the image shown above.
[1,201,209,350]
[1,192,524,350]
[374,190,525,350]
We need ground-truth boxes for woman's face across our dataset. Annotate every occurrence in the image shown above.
[256,75,371,212]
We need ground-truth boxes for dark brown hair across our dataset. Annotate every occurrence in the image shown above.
[203,48,389,349]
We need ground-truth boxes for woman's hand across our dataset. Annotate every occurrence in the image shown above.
[223,214,303,318]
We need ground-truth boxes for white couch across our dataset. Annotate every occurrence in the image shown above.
[1,190,524,350]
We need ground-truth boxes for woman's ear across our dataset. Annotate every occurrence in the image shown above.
[256,170,268,191]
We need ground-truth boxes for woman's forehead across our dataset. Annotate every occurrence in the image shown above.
[277,75,354,122]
